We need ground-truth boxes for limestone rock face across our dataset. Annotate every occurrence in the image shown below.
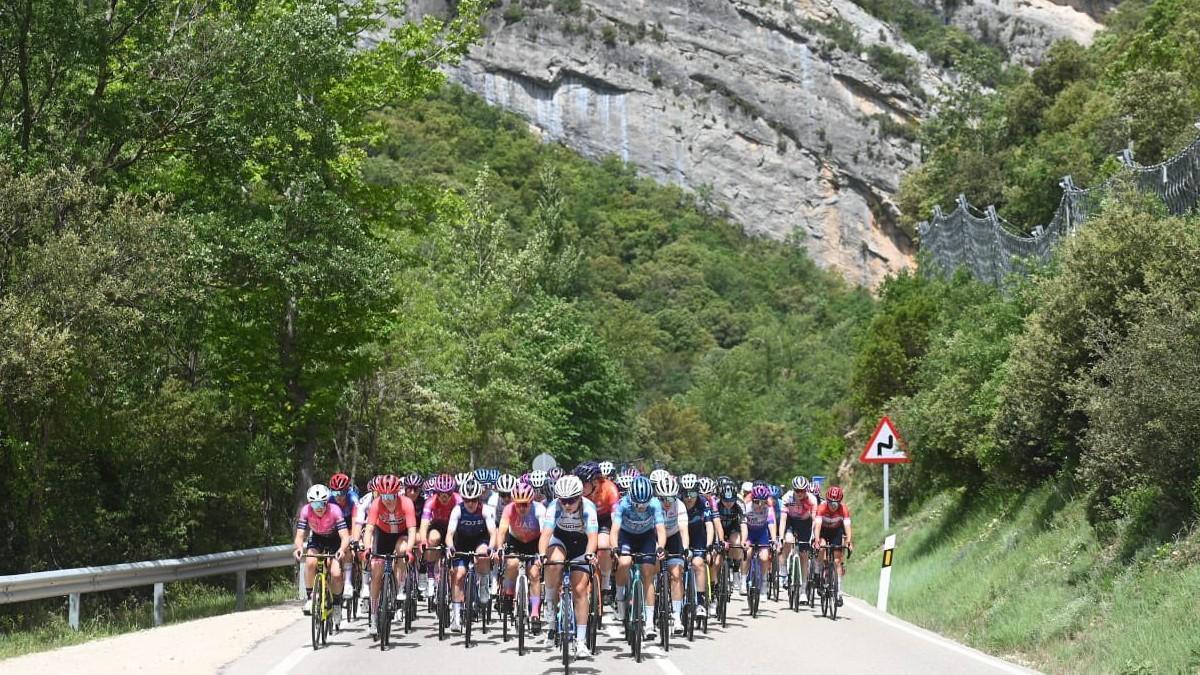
[406,0,1101,286]
[916,0,1109,66]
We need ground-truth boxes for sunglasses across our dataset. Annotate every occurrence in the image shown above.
[381,493,397,501]
[311,500,328,509]
[464,498,480,504]
[559,497,579,505]
[752,499,766,505]
[331,490,346,497]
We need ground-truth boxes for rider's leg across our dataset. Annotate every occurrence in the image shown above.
[544,546,566,626]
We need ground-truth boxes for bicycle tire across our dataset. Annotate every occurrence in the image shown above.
[404,567,416,633]
[516,575,527,656]
[683,567,695,642]
[464,566,475,648]
[586,571,600,654]
[379,571,393,649]
[437,561,449,641]
[748,557,760,618]
[830,562,840,621]
[561,584,573,672]
[631,573,644,663]
[658,569,670,652]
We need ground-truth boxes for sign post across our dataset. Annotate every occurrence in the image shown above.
[858,416,909,532]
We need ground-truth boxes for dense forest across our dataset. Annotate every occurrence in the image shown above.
[868,0,1200,553]
[0,0,867,581]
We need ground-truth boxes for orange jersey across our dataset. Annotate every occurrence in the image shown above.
[367,495,416,535]
[589,478,620,517]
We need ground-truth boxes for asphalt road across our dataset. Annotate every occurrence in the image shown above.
[223,588,1038,675]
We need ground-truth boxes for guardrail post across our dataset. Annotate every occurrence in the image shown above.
[68,592,81,630]
[297,562,305,600]
[153,583,165,626]
[236,570,247,611]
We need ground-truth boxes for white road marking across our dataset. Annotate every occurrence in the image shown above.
[644,643,686,675]
[846,598,1037,674]
[263,645,309,675]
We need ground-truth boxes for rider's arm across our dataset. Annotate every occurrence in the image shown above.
[585,504,599,556]
[497,510,512,544]
[705,520,714,549]
[538,524,553,558]
[677,504,690,550]
[811,513,823,546]
[484,506,498,550]
[293,527,307,559]
[655,523,667,551]
[843,508,853,546]
[362,522,376,553]
[446,506,461,551]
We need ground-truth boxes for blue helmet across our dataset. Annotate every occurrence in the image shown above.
[574,461,601,482]
[630,476,654,504]
[769,484,782,499]
[475,467,499,485]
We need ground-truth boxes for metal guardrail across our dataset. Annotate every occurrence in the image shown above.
[0,545,295,630]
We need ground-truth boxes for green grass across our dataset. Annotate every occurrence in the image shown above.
[844,482,1200,674]
[0,576,296,660]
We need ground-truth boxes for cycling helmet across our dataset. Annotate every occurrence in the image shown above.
[629,476,654,504]
[769,485,782,499]
[574,461,601,482]
[718,484,737,501]
[827,486,844,502]
[649,468,670,484]
[555,475,584,499]
[716,475,733,487]
[698,477,717,495]
[598,460,615,477]
[751,485,771,501]
[366,476,380,493]
[741,481,754,494]
[434,474,457,493]
[528,470,548,488]
[377,474,402,495]
[307,484,330,503]
[547,466,564,481]
[512,483,535,504]
[404,472,423,488]
[807,483,821,498]
[615,473,634,492]
[423,477,436,492]
[460,477,485,500]
[329,473,351,491]
[621,466,641,478]
[454,471,471,487]
[791,476,809,491]
[495,473,518,495]
[474,467,490,483]
[680,473,698,490]
[655,475,679,498]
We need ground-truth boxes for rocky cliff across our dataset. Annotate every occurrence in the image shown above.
[408,0,1101,286]
[917,0,1108,65]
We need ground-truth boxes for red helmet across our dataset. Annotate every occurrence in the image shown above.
[511,483,535,504]
[827,486,844,502]
[329,473,351,491]
[377,474,402,495]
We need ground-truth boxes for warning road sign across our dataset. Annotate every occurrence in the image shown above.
[859,416,909,464]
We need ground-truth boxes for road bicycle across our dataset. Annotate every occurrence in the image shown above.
[621,551,659,663]
[817,543,851,620]
[744,544,774,618]
[767,542,781,603]
[303,553,337,650]
[347,544,363,623]
[371,553,402,649]
[806,543,821,608]
[422,545,451,640]
[449,550,491,648]
[655,553,691,650]
[714,544,733,628]
[785,543,805,612]
[544,558,597,673]
[501,551,541,656]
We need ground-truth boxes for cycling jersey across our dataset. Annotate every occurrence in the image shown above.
[541,498,599,535]
[353,493,373,528]
[659,498,688,537]
[782,491,818,520]
[332,494,357,531]
[744,502,776,530]
[814,502,851,530]
[611,495,665,535]
[448,502,495,549]
[683,497,714,551]
[486,492,509,526]
[297,503,347,537]
[716,500,744,534]
[422,493,462,525]
[366,496,416,534]
[587,479,620,517]
[502,501,546,543]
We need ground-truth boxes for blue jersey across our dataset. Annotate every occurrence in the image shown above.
[332,492,358,531]
[685,497,714,548]
[612,495,665,535]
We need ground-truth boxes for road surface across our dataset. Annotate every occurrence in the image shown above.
[3,592,1038,674]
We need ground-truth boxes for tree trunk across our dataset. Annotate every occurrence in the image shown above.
[280,290,316,510]
[16,0,34,151]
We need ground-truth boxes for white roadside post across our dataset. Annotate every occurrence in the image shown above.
[877,534,896,612]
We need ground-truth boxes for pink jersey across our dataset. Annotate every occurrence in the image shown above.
[422,493,462,524]
[502,501,547,543]
[297,503,346,537]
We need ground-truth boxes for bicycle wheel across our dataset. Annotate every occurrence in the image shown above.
[464,566,475,648]
[820,559,831,617]
[631,574,644,663]
[516,575,527,656]
[715,562,728,628]
[437,562,449,641]
[379,572,393,649]
[748,558,760,618]
[587,571,600,654]
[404,567,416,634]
[561,585,573,672]
[830,563,840,621]
[684,567,696,642]
[658,569,670,651]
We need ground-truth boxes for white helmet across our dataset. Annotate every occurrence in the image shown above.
[554,475,584,499]
[528,470,548,488]
[655,475,679,498]
[598,460,615,477]
[740,481,754,494]
[459,477,485,500]
[649,469,670,484]
[455,472,472,487]
[680,473,698,490]
[791,475,810,491]
[307,484,330,503]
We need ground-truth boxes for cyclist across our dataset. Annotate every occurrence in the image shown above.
[576,461,619,605]
[361,475,417,638]
[404,472,426,516]
[294,484,350,627]
[489,473,518,528]
[446,477,496,633]
[328,473,359,606]
[741,484,779,595]
[598,460,615,480]
[680,475,714,620]
[540,474,600,656]
[614,472,634,496]
[353,476,379,614]
[655,474,691,636]
[812,485,853,607]
[715,483,745,593]
[779,476,817,595]
[528,470,550,504]
[612,476,666,640]
[496,482,546,629]
[418,474,461,598]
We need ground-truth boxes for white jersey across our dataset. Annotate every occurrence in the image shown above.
[354,492,374,526]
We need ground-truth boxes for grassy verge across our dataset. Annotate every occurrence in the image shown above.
[0,575,296,660]
[843,481,1200,674]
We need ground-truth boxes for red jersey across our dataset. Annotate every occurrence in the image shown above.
[589,478,620,517]
[814,502,851,530]
[368,496,416,534]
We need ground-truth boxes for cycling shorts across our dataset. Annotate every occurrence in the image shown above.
[597,513,613,535]
[617,529,657,557]
[505,535,539,556]
[664,532,686,567]
[746,526,772,548]
[548,528,589,561]
[451,535,489,567]
[307,533,340,554]
[785,518,813,550]
[819,526,845,548]
[372,532,406,556]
